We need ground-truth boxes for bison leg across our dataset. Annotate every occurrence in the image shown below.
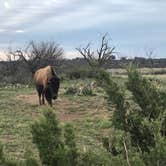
[36,85,43,105]
[45,89,52,107]
[47,99,52,107]
[45,95,52,106]
[38,91,42,105]
[42,92,45,105]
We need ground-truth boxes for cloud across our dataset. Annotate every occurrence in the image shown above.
[64,50,81,59]
[1,0,165,33]
[4,1,10,9]
[15,29,25,33]
[0,0,80,30]
[0,0,166,58]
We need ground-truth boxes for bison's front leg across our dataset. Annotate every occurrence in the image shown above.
[47,99,52,107]
[45,95,52,107]
[45,88,53,107]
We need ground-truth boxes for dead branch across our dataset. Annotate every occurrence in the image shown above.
[9,41,64,75]
[76,34,116,68]
[123,139,131,166]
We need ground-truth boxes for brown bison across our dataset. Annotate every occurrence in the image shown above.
[34,65,60,106]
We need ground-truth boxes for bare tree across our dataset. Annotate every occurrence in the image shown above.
[145,48,154,59]
[6,53,18,74]
[76,34,116,68]
[0,48,22,84]
[145,48,155,69]
[2,48,19,76]
[10,41,64,75]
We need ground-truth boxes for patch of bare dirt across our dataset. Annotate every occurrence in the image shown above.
[17,93,38,106]
[56,111,85,122]
[17,92,108,123]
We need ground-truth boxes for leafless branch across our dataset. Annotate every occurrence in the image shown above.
[9,41,64,75]
[76,34,116,68]
[123,139,131,166]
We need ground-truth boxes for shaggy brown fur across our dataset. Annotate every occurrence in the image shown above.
[34,65,60,106]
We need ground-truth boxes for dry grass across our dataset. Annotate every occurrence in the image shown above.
[108,67,166,75]
[0,72,165,160]
[0,80,110,160]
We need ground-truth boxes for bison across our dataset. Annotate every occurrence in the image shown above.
[34,65,60,106]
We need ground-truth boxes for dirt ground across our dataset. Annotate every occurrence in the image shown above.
[17,92,108,123]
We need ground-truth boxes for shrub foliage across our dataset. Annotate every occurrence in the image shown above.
[31,108,78,166]
[96,66,166,165]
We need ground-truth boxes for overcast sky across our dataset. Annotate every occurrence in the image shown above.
[0,0,166,59]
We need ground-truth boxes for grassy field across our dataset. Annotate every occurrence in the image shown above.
[0,79,111,160]
[108,67,166,75]
[0,73,165,161]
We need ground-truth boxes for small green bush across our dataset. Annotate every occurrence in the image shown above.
[31,108,64,165]
[96,69,127,130]
[126,65,163,120]
[82,86,93,96]
[65,86,78,95]
[65,83,95,96]
[31,108,79,166]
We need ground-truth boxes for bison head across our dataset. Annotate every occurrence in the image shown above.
[47,76,60,100]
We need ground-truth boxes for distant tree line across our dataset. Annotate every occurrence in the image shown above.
[0,34,166,85]
[0,41,64,84]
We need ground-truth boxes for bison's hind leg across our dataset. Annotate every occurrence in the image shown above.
[36,85,43,105]
[42,92,45,105]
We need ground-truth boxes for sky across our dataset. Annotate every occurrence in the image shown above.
[0,0,166,59]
